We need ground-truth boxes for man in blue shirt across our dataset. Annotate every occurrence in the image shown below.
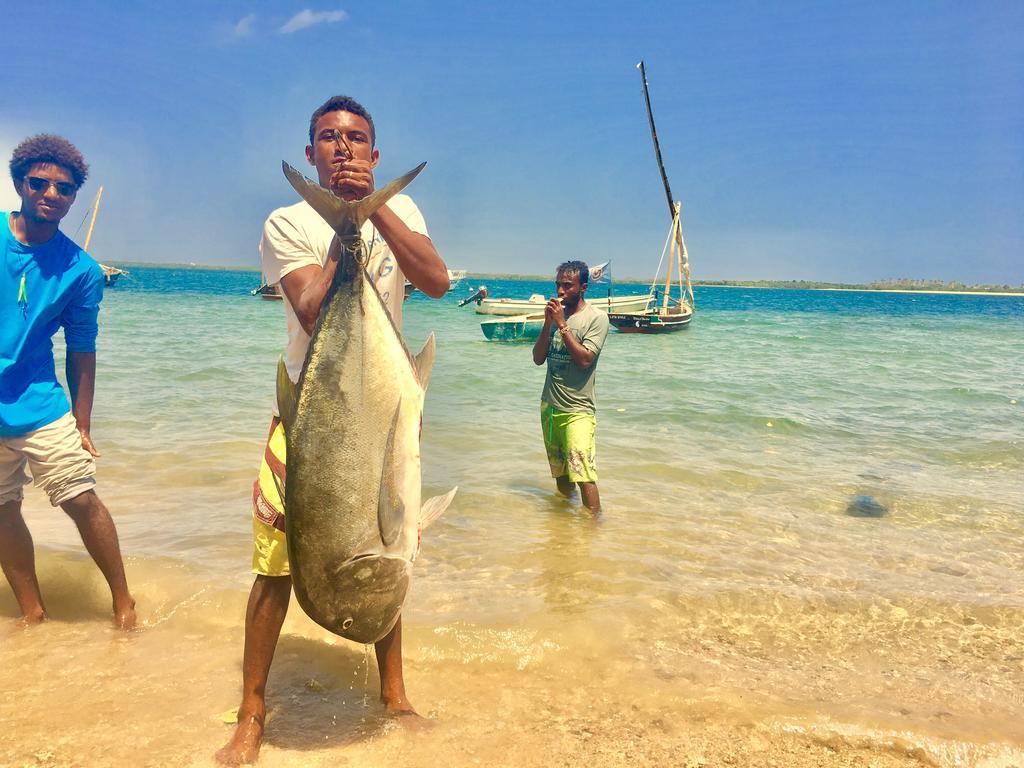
[1,135,135,629]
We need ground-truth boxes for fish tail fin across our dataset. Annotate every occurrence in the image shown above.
[420,487,457,531]
[413,333,436,391]
[282,161,427,234]
[276,358,297,433]
[351,163,427,229]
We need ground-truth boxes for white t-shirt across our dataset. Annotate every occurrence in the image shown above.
[260,194,428,383]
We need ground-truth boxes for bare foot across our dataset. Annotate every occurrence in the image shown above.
[215,711,265,765]
[388,708,435,731]
[113,598,137,631]
[16,609,47,628]
[382,696,434,730]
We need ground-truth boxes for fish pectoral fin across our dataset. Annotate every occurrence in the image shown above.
[377,401,405,547]
[413,333,436,391]
[420,487,457,531]
[276,358,297,432]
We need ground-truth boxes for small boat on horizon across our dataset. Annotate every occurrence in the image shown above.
[251,283,283,300]
[447,268,467,288]
[100,263,128,287]
[404,268,468,300]
[80,186,128,287]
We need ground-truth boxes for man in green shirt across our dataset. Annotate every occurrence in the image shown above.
[532,261,610,516]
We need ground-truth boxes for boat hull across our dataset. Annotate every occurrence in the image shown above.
[609,310,692,333]
[480,314,545,342]
[100,264,127,288]
[475,293,651,316]
[252,284,283,300]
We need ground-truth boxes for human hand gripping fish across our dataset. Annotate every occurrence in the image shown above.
[326,128,375,201]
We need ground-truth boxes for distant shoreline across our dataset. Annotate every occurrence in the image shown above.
[462,276,1024,296]
[107,261,258,272]
[692,284,1024,297]
[105,262,1024,296]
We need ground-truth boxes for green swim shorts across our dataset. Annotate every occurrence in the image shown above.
[540,401,598,483]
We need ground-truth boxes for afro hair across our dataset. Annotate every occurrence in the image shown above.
[10,134,89,189]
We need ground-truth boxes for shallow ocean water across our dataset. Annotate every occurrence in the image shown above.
[2,268,1021,767]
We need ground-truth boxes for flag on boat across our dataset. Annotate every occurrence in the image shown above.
[589,261,611,284]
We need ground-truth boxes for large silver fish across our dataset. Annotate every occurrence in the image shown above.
[276,160,455,644]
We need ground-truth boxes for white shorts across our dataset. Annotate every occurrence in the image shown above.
[0,413,97,506]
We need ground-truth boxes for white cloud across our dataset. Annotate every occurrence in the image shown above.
[279,9,347,34]
[232,14,257,39]
[0,126,28,212]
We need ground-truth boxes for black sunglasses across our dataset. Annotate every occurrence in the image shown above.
[25,176,77,197]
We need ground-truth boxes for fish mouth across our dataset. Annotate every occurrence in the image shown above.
[292,554,411,644]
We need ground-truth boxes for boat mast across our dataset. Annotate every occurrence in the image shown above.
[638,62,675,221]
[83,186,104,252]
[638,62,694,310]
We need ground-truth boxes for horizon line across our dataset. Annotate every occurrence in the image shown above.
[102,261,1024,293]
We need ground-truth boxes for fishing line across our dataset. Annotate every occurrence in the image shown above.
[363,644,372,709]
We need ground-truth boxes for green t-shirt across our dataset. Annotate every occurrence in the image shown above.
[541,302,610,414]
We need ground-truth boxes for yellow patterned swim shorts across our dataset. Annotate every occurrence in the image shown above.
[541,401,598,483]
[251,416,289,577]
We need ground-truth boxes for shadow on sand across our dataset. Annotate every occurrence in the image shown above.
[251,634,424,752]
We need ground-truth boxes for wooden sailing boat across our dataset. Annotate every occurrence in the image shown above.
[82,186,128,287]
[608,61,695,334]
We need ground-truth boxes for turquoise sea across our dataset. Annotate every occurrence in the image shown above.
[2,267,1022,767]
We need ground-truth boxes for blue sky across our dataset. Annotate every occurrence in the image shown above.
[1,1,1021,283]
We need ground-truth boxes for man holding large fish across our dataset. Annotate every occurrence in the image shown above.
[217,95,450,765]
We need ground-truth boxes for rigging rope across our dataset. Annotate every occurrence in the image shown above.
[69,202,94,242]
[648,216,675,301]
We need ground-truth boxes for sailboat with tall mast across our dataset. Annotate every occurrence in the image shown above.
[82,186,128,287]
[608,61,695,334]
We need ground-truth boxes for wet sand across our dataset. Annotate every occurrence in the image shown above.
[2,551,1020,768]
